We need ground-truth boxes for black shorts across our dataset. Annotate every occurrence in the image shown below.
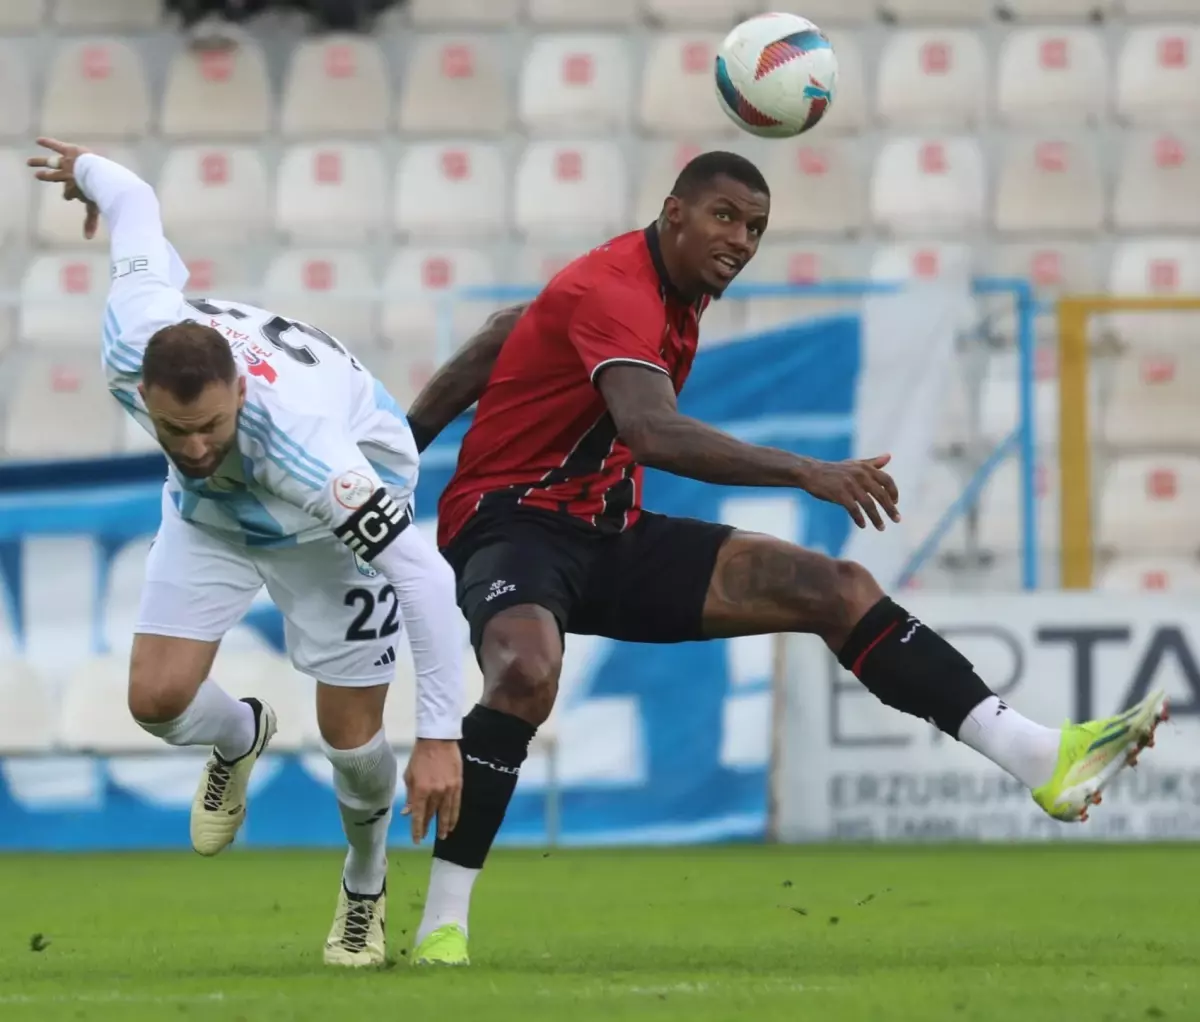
[442,506,734,654]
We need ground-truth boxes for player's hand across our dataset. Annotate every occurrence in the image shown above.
[800,454,901,531]
[401,738,463,844]
[27,136,100,240]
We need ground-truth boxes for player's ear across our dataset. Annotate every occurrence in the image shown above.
[236,376,246,406]
[661,194,684,227]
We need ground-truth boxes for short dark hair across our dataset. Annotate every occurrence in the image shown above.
[142,322,237,403]
[671,151,770,201]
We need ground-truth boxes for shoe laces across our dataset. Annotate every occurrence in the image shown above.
[341,897,375,953]
[202,757,232,812]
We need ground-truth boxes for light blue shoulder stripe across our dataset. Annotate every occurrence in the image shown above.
[242,402,333,477]
[239,418,324,491]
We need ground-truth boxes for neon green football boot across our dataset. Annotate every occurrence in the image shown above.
[411,924,469,967]
[1032,689,1170,823]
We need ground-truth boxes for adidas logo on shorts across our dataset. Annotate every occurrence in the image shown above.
[373,646,396,667]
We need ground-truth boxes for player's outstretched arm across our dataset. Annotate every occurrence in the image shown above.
[598,364,901,531]
[405,303,527,451]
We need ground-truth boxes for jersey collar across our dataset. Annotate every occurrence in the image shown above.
[644,223,707,313]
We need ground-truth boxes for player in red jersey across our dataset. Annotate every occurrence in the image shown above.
[402,152,1167,965]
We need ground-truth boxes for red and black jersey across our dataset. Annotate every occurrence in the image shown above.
[437,225,707,549]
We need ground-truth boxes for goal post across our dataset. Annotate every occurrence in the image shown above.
[1057,296,1200,590]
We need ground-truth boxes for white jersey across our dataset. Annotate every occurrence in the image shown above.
[82,154,417,548]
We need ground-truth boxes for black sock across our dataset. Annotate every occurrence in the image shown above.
[837,596,993,736]
[434,705,536,870]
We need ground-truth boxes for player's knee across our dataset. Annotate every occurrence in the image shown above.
[829,559,885,634]
[487,651,559,725]
[127,672,193,724]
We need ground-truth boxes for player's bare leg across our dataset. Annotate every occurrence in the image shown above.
[702,532,1168,817]
[318,682,394,967]
[128,633,274,856]
[413,605,560,966]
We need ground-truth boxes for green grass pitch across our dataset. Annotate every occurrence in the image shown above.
[0,844,1195,1021]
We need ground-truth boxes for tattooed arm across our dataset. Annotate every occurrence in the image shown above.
[596,364,902,531]
[405,303,528,451]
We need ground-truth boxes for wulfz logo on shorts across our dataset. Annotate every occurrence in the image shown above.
[485,579,516,602]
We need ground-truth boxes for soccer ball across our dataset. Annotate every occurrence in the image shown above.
[714,13,838,139]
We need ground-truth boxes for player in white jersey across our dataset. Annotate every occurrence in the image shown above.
[28,138,465,967]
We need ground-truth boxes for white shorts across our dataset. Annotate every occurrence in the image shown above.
[136,494,401,687]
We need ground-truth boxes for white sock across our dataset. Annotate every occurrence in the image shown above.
[957,695,1061,790]
[415,858,480,945]
[323,730,398,897]
[135,678,257,760]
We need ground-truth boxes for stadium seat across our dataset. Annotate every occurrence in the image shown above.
[513,240,602,285]
[996,28,1107,126]
[1117,26,1200,125]
[527,0,638,25]
[987,242,1102,344]
[0,0,44,31]
[408,0,519,27]
[870,242,976,283]
[381,246,499,352]
[878,0,989,21]
[397,35,511,135]
[979,348,1063,449]
[41,39,150,139]
[640,33,736,135]
[0,150,30,247]
[514,141,628,238]
[52,0,158,29]
[519,34,632,134]
[0,43,33,140]
[18,253,108,348]
[261,250,378,351]
[209,650,316,753]
[976,454,1060,556]
[276,144,387,243]
[394,142,507,239]
[761,138,866,236]
[35,145,138,247]
[367,344,439,413]
[870,137,987,236]
[1097,555,1200,595]
[1102,349,1200,450]
[1108,238,1200,349]
[643,0,746,27]
[1122,0,1200,14]
[1097,455,1200,555]
[763,0,871,24]
[58,655,161,753]
[993,135,1105,235]
[280,35,390,137]
[738,243,857,334]
[633,138,745,226]
[876,29,987,129]
[5,352,120,459]
[0,662,55,754]
[160,41,272,139]
[1113,132,1200,231]
[999,0,1114,17]
[176,250,257,298]
[158,146,269,246]
[821,30,867,133]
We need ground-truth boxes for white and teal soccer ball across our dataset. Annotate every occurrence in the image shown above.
[715,13,838,139]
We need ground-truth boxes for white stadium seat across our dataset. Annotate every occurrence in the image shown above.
[634,140,717,226]
[871,137,986,236]
[5,352,120,459]
[643,0,746,27]
[976,455,1060,555]
[276,143,387,243]
[994,135,1105,235]
[52,0,158,29]
[979,349,1063,449]
[527,0,638,26]
[0,663,55,754]
[513,240,599,285]
[158,146,269,246]
[394,142,507,239]
[58,655,161,754]
[209,650,316,753]
[368,345,439,413]
[0,0,44,31]
[738,243,856,334]
[160,41,272,139]
[281,35,390,137]
[988,242,1102,343]
[876,29,987,129]
[996,28,1107,126]
[1098,455,1200,555]
[41,39,150,139]
[408,0,519,27]
[176,250,256,298]
[1114,131,1200,231]
[0,42,33,139]
[640,33,735,135]
[999,0,1114,17]
[0,150,30,246]
[1117,26,1200,125]
[1122,0,1200,14]
[36,146,138,247]
[262,250,378,351]
[1108,238,1200,350]
[381,247,498,351]
[878,0,989,21]
[871,242,976,283]
[821,30,867,133]
[763,0,872,24]
[18,253,108,349]
[1097,556,1200,595]
[397,35,511,135]
[515,141,628,238]
[1102,349,1200,450]
[761,139,866,236]
[519,34,632,134]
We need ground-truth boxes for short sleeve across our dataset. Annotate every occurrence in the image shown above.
[567,282,670,385]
